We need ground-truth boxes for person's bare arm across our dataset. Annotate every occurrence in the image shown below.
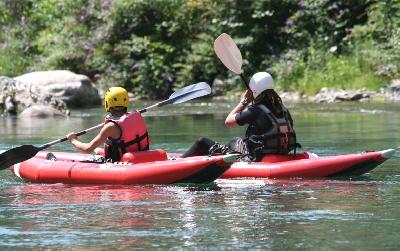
[67,123,120,154]
[225,103,246,128]
[225,90,253,128]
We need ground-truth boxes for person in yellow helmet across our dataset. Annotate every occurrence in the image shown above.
[67,87,149,162]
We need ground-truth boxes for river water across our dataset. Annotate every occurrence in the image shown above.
[0,100,399,249]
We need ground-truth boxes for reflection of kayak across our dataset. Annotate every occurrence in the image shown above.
[10,150,236,185]
[220,149,394,179]
[7,184,166,205]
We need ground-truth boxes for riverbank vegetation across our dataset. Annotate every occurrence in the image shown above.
[0,0,399,98]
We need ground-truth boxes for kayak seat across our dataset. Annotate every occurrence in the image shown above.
[94,148,168,164]
[120,149,168,164]
[260,152,317,163]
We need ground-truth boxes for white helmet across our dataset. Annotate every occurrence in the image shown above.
[249,72,274,99]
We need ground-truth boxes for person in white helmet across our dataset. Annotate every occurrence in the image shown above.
[225,71,297,159]
[182,72,297,161]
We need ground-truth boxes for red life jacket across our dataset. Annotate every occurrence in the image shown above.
[104,112,150,161]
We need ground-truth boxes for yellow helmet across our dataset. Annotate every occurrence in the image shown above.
[104,87,129,112]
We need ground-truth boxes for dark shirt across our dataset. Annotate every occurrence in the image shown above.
[235,105,293,138]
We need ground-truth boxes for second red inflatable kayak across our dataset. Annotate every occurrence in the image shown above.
[220,149,394,179]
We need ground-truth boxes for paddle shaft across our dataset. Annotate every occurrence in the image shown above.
[0,82,211,169]
[39,102,157,149]
[138,98,173,113]
[46,99,171,148]
[240,73,249,90]
[41,84,210,149]
[39,123,104,150]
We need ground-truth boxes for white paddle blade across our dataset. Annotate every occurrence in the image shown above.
[213,33,243,74]
[169,82,211,104]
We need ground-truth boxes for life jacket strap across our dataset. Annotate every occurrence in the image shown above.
[124,132,149,151]
[104,138,126,162]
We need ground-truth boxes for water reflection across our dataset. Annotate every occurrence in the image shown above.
[7,184,166,205]
[0,101,400,249]
[215,177,389,250]
[1,183,226,248]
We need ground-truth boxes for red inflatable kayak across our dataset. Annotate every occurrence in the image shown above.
[220,149,394,179]
[10,149,237,185]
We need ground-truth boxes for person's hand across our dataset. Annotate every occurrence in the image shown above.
[239,89,254,106]
[66,132,78,141]
[241,89,254,102]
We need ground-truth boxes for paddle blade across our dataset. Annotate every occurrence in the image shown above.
[168,82,211,104]
[213,33,243,74]
[0,145,40,169]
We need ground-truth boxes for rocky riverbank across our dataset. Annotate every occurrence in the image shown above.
[214,79,400,103]
[280,79,400,103]
[1,70,400,118]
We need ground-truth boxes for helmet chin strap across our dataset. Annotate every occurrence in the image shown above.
[109,107,127,118]
[110,106,127,112]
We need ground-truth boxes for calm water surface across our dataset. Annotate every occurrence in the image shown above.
[0,101,399,250]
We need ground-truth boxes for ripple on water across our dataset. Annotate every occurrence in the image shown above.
[0,103,400,249]
[269,209,373,222]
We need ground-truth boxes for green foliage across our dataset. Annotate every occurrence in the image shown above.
[273,41,387,94]
[368,0,400,41]
[0,44,30,77]
[344,1,400,80]
[272,0,400,94]
[297,55,383,94]
[88,0,219,98]
[0,0,399,98]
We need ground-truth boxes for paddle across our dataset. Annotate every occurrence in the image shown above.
[213,33,249,89]
[0,82,211,169]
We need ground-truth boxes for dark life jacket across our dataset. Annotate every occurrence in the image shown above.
[246,104,297,159]
[104,112,150,162]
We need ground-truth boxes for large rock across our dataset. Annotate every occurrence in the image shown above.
[280,91,302,102]
[310,87,374,103]
[385,79,400,101]
[14,70,101,108]
[0,77,69,117]
[212,78,225,96]
[19,105,66,118]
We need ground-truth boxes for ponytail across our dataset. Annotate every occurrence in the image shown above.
[254,89,284,117]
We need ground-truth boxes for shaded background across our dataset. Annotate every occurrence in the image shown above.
[1,0,399,97]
